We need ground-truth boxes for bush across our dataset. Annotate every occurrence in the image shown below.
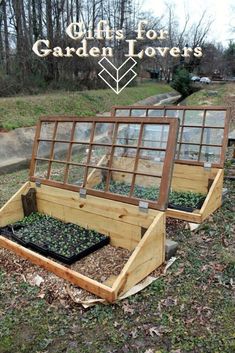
[171,68,193,98]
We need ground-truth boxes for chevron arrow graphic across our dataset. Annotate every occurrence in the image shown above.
[98,57,137,94]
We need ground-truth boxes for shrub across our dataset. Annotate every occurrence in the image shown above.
[171,68,193,98]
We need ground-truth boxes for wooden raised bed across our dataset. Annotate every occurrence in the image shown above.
[111,105,231,223]
[0,116,178,301]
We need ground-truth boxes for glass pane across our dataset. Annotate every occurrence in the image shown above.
[93,123,115,143]
[87,168,109,191]
[133,175,161,201]
[131,109,146,117]
[179,144,200,161]
[200,146,221,163]
[109,172,132,195]
[142,124,169,148]
[56,122,73,140]
[49,162,66,182]
[74,122,92,142]
[202,128,223,145]
[147,109,164,117]
[115,109,130,117]
[112,147,136,171]
[116,123,140,146]
[67,165,85,186]
[205,111,225,127]
[40,122,55,140]
[184,110,203,126]
[166,109,184,123]
[113,146,136,158]
[137,150,165,175]
[37,141,52,158]
[90,145,111,166]
[70,144,89,164]
[53,142,69,161]
[181,127,201,144]
[34,160,49,179]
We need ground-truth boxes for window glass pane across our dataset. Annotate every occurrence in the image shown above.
[34,160,49,179]
[116,123,140,146]
[202,128,223,145]
[131,109,146,117]
[55,122,73,140]
[184,110,203,126]
[93,123,115,143]
[53,142,69,161]
[205,111,225,127]
[179,144,200,161]
[109,172,132,195]
[90,145,111,166]
[40,122,55,140]
[70,144,89,164]
[74,122,92,142]
[49,162,66,182]
[137,150,165,175]
[115,109,130,117]
[147,109,164,117]
[142,124,169,148]
[37,141,52,158]
[181,127,201,144]
[133,176,161,201]
[112,147,136,171]
[200,146,221,163]
[166,109,184,123]
[87,168,109,191]
[67,165,85,186]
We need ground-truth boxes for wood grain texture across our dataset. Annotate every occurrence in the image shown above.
[0,182,30,227]
[113,212,165,297]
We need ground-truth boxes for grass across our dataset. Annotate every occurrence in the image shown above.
[186,83,235,106]
[0,82,173,131]
[0,169,234,353]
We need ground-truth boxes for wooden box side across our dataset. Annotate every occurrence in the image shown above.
[112,212,165,297]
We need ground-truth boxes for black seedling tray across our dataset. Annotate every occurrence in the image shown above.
[0,224,28,247]
[1,222,110,265]
[168,196,206,212]
[48,236,110,265]
[168,203,194,212]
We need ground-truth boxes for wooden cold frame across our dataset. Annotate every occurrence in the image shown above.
[29,116,179,211]
[0,181,165,302]
[111,105,231,223]
[0,114,179,301]
[111,105,230,168]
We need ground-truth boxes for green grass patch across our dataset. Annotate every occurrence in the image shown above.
[0,82,173,131]
[185,83,235,106]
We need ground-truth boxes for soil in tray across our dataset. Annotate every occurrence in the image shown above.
[95,180,206,210]
[2,213,109,264]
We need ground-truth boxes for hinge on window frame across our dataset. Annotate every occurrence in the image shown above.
[139,201,149,213]
[79,188,87,199]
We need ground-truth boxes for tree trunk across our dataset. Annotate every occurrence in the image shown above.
[46,0,54,81]
[2,0,10,74]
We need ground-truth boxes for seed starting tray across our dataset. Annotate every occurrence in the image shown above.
[0,218,110,265]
